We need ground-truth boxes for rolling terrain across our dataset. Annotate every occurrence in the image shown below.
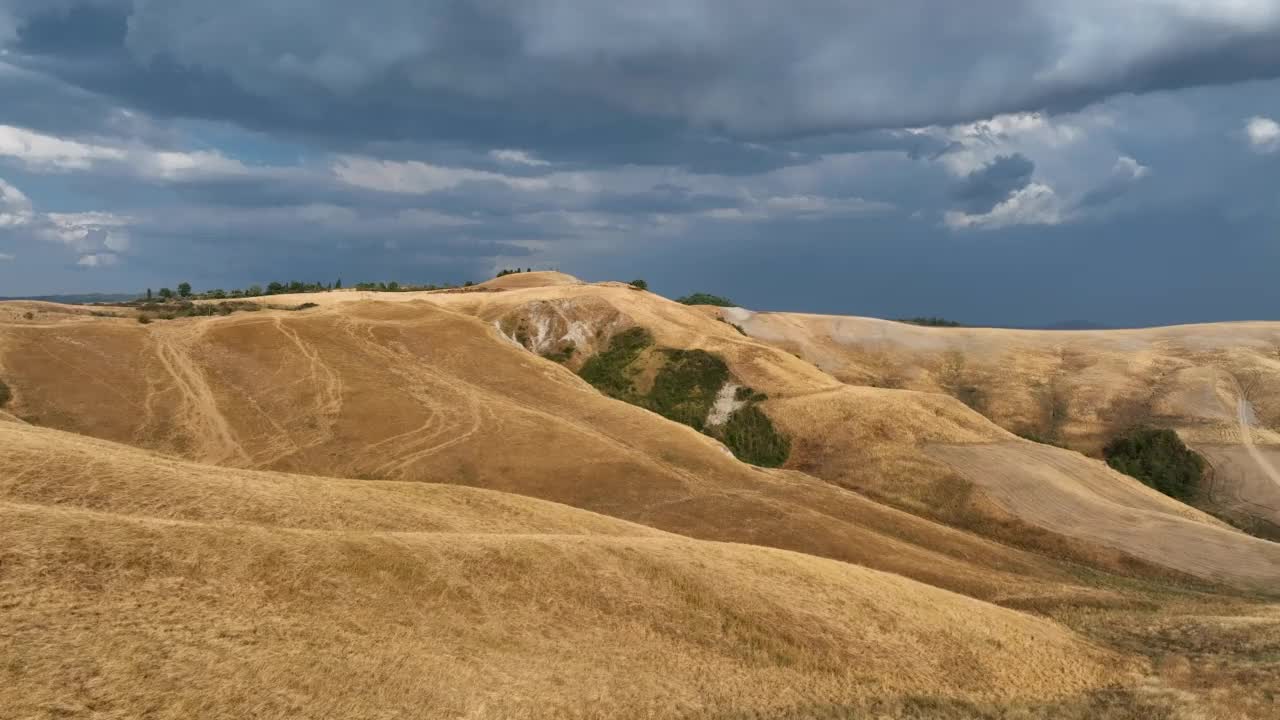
[724,308,1280,535]
[4,273,1280,717]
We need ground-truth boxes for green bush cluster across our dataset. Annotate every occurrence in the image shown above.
[540,343,576,364]
[677,293,735,307]
[576,327,789,467]
[1103,427,1204,501]
[895,317,963,327]
[577,327,654,400]
[721,404,791,468]
[644,349,729,430]
[137,300,316,323]
[137,278,471,303]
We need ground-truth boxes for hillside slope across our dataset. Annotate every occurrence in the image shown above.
[723,308,1280,532]
[0,291,1078,602]
[3,278,1280,593]
[0,421,1131,718]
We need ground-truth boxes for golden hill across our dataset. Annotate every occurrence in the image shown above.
[0,290,1088,601]
[170,275,1280,591]
[723,308,1280,533]
[5,273,1280,716]
[1,421,1132,718]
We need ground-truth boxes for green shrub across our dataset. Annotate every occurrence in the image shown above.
[137,314,152,324]
[0,378,11,407]
[577,327,789,467]
[896,317,962,327]
[541,343,576,364]
[578,327,654,400]
[629,279,648,290]
[643,349,729,430]
[721,404,790,468]
[1103,427,1204,501]
[677,293,735,307]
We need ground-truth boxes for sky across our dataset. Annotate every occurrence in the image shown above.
[2,2,1280,326]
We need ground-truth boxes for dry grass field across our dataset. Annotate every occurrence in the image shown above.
[725,308,1280,531]
[4,273,1280,717]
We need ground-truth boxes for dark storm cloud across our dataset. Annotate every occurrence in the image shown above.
[7,1,1280,159]
[4,1,1280,327]
[951,154,1036,214]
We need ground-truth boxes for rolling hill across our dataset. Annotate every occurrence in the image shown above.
[4,272,1280,717]
[721,307,1280,536]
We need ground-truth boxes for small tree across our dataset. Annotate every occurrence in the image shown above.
[335,278,342,289]
[158,287,174,300]
[387,281,400,292]
[629,279,648,291]
[177,282,192,298]
[266,281,284,295]
[145,288,152,301]
[246,284,263,297]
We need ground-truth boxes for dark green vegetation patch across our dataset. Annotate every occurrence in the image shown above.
[896,316,963,327]
[139,300,318,323]
[577,327,654,400]
[721,404,791,468]
[677,293,735,307]
[1103,427,1204,501]
[577,327,788,467]
[540,342,576,364]
[646,349,730,431]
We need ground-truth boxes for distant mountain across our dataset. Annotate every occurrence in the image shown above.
[0,293,139,304]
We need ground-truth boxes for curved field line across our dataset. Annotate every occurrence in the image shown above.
[149,325,251,466]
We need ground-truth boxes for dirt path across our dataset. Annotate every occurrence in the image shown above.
[1235,392,1280,491]
[149,324,252,466]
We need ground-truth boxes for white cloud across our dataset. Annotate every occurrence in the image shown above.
[0,177,33,227]
[1113,155,1150,180]
[944,183,1065,230]
[45,212,133,228]
[0,125,126,170]
[139,149,249,179]
[705,193,892,222]
[0,252,14,261]
[333,155,555,194]
[0,178,133,264]
[1245,116,1280,153]
[490,149,551,166]
[76,253,119,268]
[929,112,1087,177]
[330,154,608,196]
[0,124,254,180]
[39,212,135,252]
[103,231,131,252]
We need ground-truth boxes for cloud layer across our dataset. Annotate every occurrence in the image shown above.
[1,2,1280,325]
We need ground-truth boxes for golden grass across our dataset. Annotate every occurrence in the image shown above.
[0,423,1133,718]
[0,294,1091,603]
[6,280,1280,716]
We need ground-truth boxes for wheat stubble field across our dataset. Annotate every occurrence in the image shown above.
[5,273,1280,718]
